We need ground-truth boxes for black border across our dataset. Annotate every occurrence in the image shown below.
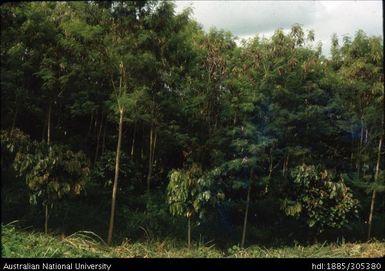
[1,258,384,271]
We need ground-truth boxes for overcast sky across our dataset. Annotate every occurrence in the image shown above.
[174,1,383,56]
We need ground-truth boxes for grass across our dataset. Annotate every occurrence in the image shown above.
[1,223,384,258]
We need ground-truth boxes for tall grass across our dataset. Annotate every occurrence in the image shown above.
[2,223,384,258]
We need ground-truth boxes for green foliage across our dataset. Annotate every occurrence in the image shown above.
[1,129,32,168]
[92,151,140,189]
[1,1,384,248]
[10,138,90,207]
[2,223,385,258]
[167,164,224,220]
[283,164,359,232]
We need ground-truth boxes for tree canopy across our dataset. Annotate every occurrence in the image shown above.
[1,1,383,247]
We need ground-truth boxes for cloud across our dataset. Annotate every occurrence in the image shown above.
[175,1,324,36]
[312,1,383,56]
[175,0,383,56]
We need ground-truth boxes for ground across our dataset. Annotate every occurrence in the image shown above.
[2,223,384,258]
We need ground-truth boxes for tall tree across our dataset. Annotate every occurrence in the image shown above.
[103,1,154,244]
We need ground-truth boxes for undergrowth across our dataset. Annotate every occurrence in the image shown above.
[2,223,384,258]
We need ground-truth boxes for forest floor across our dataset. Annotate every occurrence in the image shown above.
[2,223,385,258]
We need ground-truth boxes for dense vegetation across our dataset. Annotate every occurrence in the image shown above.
[2,223,385,258]
[1,1,384,255]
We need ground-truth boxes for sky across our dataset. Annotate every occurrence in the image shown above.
[174,1,383,56]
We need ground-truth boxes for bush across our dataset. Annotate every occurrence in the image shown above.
[282,164,359,235]
[1,129,91,233]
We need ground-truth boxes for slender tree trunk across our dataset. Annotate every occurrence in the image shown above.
[47,102,52,144]
[101,120,106,156]
[188,217,191,249]
[359,120,364,147]
[107,108,124,245]
[130,122,137,158]
[282,153,289,177]
[146,125,156,195]
[152,131,157,167]
[42,119,47,142]
[269,147,273,178]
[267,148,274,194]
[94,112,104,165]
[44,204,48,234]
[241,170,252,248]
[282,156,285,176]
[365,128,368,144]
[44,103,52,234]
[88,111,94,136]
[351,125,355,168]
[368,135,383,240]
[141,125,145,161]
[147,126,153,194]
[94,110,99,131]
[11,106,18,134]
[358,117,364,178]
